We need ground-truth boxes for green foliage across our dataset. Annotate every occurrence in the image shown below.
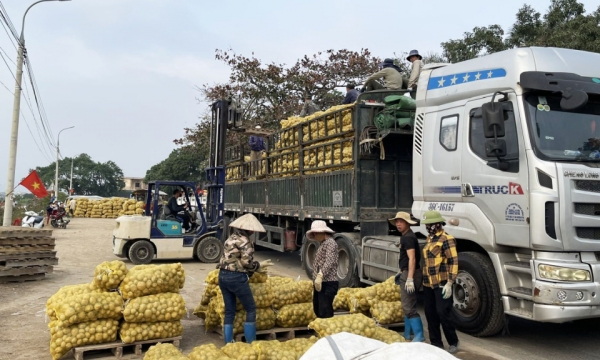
[144,145,206,183]
[33,153,125,197]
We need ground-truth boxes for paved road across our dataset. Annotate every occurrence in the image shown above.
[256,246,600,360]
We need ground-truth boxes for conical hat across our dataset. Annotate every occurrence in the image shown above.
[229,213,266,232]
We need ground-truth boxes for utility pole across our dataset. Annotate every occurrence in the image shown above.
[69,158,73,195]
[2,0,72,226]
[54,126,74,200]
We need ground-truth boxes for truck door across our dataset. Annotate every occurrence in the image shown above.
[421,108,463,204]
[460,93,529,247]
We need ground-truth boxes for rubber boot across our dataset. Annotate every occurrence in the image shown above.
[243,322,256,344]
[408,316,425,342]
[403,316,412,341]
[223,324,234,344]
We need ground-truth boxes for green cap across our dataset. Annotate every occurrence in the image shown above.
[420,210,446,224]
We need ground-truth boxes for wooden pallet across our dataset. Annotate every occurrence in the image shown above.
[0,273,46,283]
[214,326,313,342]
[0,251,57,261]
[72,336,182,360]
[0,237,56,246]
[0,265,53,277]
[0,227,53,238]
[0,244,55,254]
[0,257,58,268]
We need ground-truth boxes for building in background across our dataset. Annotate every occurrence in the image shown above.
[123,177,146,192]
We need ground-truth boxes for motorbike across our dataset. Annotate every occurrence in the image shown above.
[21,210,45,229]
[50,205,70,229]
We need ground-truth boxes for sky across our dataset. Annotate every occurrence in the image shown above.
[0,0,598,194]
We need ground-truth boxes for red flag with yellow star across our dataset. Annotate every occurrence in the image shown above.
[19,170,48,198]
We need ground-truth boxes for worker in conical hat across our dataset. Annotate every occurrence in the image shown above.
[217,213,273,345]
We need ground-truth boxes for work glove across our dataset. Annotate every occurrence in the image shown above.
[405,278,415,294]
[257,259,274,273]
[314,271,323,292]
[442,281,453,299]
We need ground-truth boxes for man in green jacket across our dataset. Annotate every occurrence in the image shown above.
[364,58,406,91]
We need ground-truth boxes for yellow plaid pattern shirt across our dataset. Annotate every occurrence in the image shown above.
[422,230,458,288]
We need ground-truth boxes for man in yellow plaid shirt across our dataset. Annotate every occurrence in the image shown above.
[421,210,460,354]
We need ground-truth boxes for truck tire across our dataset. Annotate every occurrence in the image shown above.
[302,238,320,280]
[335,235,360,288]
[452,251,504,337]
[195,236,223,263]
[128,240,155,265]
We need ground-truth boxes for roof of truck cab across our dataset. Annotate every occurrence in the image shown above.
[423,47,600,105]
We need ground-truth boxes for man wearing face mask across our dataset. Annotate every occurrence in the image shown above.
[420,210,460,354]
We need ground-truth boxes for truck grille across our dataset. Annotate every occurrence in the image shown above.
[574,203,600,216]
[576,227,600,240]
[574,180,600,193]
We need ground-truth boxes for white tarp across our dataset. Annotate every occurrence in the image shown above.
[300,332,458,360]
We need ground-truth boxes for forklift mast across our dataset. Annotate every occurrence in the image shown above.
[205,99,242,239]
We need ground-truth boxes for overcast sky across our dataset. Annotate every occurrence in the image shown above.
[0,0,598,193]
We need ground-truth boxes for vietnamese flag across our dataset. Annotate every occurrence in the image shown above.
[20,171,48,198]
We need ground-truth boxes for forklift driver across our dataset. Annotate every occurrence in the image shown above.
[167,189,191,233]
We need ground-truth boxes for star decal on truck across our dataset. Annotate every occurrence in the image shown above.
[428,68,507,90]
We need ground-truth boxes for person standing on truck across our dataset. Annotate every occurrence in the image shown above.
[307,220,339,318]
[299,94,320,117]
[217,214,274,344]
[249,126,266,176]
[363,58,405,91]
[406,50,423,99]
[167,189,191,232]
[421,210,460,354]
[390,212,425,342]
[342,84,359,104]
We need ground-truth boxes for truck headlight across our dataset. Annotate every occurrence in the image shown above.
[538,264,591,281]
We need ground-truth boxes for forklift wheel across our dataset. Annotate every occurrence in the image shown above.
[128,240,155,264]
[195,236,223,263]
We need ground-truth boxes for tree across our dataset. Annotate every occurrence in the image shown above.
[441,0,600,62]
[33,154,125,197]
[145,145,207,183]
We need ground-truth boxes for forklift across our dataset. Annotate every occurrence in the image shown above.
[112,99,242,264]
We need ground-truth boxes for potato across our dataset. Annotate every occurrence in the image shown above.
[119,263,185,299]
[188,343,233,360]
[284,336,319,356]
[119,321,183,344]
[91,260,128,291]
[309,313,377,338]
[222,342,258,360]
[371,326,406,344]
[48,319,118,360]
[370,301,404,324]
[144,343,187,360]
[46,283,101,319]
[123,293,186,323]
[348,276,400,313]
[275,302,316,328]
[51,291,123,327]
[333,287,358,311]
[271,280,313,309]
[253,340,298,360]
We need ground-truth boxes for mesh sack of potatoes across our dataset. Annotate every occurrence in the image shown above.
[272,280,313,309]
[48,319,118,360]
[347,287,377,313]
[275,302,316,328]
[226,308,276,335]
[369,301,404,324]
[91,260,128,291]
[308,313,377,338]
[206,269,220,284]
[201,283,219,305]
[285,336,319,356]
[143,343,187,360]
[46,283,102,319]
[119,263,185,299]
[188,343,233,360]
[119,320,183,344]
[51,291,123,327]
[193,303,208,319]
[253,340,299,360]
[333,287,359,311]
[373,276,401,302]
[123,292,186,323]
[371,326,406,344]
[204,299,222,331]
[266,276,294,287]
[222,342,259,360]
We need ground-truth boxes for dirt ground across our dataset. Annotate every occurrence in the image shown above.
[0,218,308,360]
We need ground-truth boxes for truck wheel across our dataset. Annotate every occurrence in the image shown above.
[196,236,223,263]
[128,240,155,264]
[452,252,504,337]
[302,239,320,279]
[335,235,360,288]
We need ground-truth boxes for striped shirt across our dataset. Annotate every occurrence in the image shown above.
[422,230,458,288]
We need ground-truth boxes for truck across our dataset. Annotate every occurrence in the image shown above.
[222,47,600,336]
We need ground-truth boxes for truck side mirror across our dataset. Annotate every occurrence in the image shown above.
[485,139,507,157]
[482,102,505,138]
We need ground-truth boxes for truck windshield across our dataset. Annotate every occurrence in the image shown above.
[524,93,600,162]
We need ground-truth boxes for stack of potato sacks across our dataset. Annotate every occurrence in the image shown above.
[118,263,186,343]
[46,260,128,360]
[226,104,355,181]
[72,198,131,218]
[73,198,89,217]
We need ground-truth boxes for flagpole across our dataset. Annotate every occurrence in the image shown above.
[69,158,73,194]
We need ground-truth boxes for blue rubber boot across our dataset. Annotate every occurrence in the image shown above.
[408,316,425,342]
[243,322,256,344]
[403,316,412,341]
[223,324,234,344]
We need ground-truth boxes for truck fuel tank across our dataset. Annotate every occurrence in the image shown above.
[361,235,400,283]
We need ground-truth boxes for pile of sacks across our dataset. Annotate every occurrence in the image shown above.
[119,198,145,217]
[226,104,355,181]
[143,337,320,360]
[72,198,135,218]
[332,276,404,325]
[46,261,186,360]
